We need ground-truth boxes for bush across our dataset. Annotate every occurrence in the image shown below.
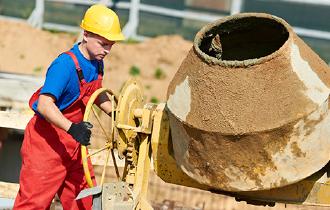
[33,66,43,73]
[154,67,166,79]
[129,65,140,76]
[124,38,140,44]
[150,96,159,104]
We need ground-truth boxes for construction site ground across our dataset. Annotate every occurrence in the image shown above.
[0,19,329,210]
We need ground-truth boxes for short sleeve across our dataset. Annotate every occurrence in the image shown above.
[40,55,73,101]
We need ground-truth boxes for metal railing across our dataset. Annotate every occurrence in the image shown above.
[24,0,227,40]
[1,0,330,41]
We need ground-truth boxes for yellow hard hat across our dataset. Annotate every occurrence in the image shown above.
[80,4,125,41]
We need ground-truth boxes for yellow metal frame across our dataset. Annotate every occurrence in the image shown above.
[131,104,157,210]
[115,78,144,160]
[151,103,209,190]
[235,166,330,206]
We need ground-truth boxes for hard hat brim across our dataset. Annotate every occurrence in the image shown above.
[103,33,126,41]
[81,25,126,41]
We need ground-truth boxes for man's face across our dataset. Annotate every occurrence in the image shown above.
[84,32,116,60]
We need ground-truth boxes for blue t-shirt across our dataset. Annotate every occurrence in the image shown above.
[32,43,103,112]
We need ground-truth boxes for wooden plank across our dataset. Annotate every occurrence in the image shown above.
[0,111,32,130]
[0,181,19,199]
[0,72,42,130]
[0,72,43,103]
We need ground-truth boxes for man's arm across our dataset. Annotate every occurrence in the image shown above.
[37,94,72,131]
[96,92,114,116]
[37,94,92,146]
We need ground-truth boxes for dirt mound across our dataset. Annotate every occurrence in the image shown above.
[0,19,192,102]
[0,19,75,75]
[105,35,192,102]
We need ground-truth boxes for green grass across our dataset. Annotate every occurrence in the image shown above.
[123,38,140,44]
[33,66,43,73]
[129,65,140,76]
[150,96,159,104]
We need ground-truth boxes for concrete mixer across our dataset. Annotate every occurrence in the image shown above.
[76,13,330,209]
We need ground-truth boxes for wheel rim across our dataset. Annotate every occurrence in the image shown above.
[82,87,118,188]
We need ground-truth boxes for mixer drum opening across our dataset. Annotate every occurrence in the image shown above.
[198,16,289,61]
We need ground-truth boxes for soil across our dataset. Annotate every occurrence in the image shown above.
[0,19,192,103]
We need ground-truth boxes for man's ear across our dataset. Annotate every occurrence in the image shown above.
[82,30,89,42]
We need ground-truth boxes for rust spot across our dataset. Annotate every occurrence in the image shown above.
[303,113,324,137]
[290,141,306,158]
[181,122,296,190]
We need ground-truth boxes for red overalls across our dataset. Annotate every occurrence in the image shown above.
[14,52,100,210]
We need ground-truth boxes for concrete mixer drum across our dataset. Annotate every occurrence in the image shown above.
[166,13,330,192]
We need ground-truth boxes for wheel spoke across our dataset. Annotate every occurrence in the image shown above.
[111,149,120,180]
[122,159,129,181]
[100,148,111,186]
[86,144,111,158]
[111,95,115,141]
[110,94,121,180]
[91,106,112,143]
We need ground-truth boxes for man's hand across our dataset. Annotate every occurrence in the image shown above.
[67,122,93,146]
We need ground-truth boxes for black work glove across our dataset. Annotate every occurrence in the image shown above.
[67,122,93,146]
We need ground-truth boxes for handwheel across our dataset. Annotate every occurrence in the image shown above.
[80,80,152,209]
[82,78,144,188]
[81,87,118,188]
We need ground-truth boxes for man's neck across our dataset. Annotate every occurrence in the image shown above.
[78,42,91,60]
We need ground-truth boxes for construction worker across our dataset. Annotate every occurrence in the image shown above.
[13,4,124,209]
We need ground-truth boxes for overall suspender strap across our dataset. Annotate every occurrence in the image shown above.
[97,61,104,79]
[98,61,103,76]
[64,51,86,84]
